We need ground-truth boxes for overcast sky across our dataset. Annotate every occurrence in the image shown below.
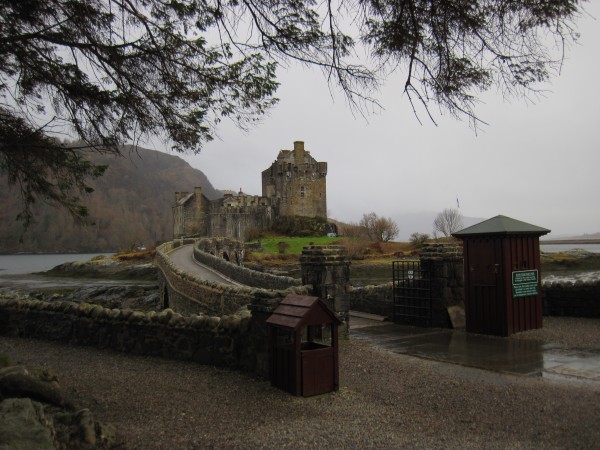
[167,4,599,240]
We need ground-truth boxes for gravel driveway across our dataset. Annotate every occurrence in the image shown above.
[1,317,600,449]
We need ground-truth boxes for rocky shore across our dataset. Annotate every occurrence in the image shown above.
[1,256,160,312]
[40,257,157,281]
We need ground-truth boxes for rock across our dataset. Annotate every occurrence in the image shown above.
[0,370,74,410]
[0,358,118,449]
[40,259,157,281]
[0,398,56,450]
[0,353,14,369]
[76,409,97,445]
[54,409,118,449]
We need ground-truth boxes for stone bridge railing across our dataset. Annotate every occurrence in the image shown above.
[156,240,306,316]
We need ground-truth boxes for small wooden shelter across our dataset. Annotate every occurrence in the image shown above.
[453,215,550,337]
[266,294,341,397]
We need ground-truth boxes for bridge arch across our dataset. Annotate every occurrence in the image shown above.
[196,237,245,265]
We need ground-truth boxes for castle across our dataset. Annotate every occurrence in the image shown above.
[173,141,327,240]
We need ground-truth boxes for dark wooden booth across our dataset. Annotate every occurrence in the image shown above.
[266,294,341,397]
[453,215,550,337]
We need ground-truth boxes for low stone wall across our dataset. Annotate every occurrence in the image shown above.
[0,298,250,370]
[348,280,600,320]
[193,241,301,290]
[348,283,393,318]
[0,294,286,377]
[543,280,600,318]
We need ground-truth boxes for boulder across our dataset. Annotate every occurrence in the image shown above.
[0,398,56,450]
[0,367,74,410]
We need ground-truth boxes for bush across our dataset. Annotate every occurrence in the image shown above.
[271,216,329,236]
[338,237,369,260]
[410,232,431,247]
[277,242,291,254]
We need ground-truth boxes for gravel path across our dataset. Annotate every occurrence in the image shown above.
[2,318,600,449]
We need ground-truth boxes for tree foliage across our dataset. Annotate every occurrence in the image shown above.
[360,212,399,242]
[0,0,585,226]
[433,208,464,237]
[410,232,430,247]
[0,146,221,252]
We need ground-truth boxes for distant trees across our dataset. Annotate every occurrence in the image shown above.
[433,209,464,238]
[359,212,399,242]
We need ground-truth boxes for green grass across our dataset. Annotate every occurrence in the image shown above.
[249,236,340,255]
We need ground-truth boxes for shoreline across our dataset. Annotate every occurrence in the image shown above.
[540,239,600,245]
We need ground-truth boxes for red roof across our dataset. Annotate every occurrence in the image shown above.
[266,295,341,330]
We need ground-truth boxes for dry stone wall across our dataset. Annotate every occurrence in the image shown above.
[0,298,250,369]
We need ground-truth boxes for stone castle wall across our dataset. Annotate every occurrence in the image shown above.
[207,202,276,241]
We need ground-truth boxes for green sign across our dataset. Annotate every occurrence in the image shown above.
[512,270,539,298]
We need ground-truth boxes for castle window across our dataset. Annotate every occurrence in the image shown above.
[300,186,305,198]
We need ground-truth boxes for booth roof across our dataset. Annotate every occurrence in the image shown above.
[453,215,550,238]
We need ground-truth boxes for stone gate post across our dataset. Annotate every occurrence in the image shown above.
[300,245,350,336]
[419,242,465,328]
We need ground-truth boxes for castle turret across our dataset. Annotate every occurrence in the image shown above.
[293,140,305,163]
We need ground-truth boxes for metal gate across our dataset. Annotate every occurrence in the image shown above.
[392,261,432,326]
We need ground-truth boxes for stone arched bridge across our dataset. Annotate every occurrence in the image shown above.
[155,237,305,317]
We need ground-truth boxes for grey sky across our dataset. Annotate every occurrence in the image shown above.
[172,4,599,240]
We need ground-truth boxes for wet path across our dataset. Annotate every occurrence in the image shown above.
[350,317,600,383]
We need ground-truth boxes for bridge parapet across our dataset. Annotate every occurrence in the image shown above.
[193,239,302,290]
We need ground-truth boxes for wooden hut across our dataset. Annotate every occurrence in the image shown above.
[267,294,341,397]
[453,215,550,337]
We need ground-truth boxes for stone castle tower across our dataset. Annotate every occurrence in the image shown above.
[173,140,327,240]
[261,141,327,219]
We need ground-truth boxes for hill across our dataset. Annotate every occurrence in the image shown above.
[0,146,222,253]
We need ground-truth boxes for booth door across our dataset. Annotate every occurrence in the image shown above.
[301,347,334,397]
[465,238,506,336]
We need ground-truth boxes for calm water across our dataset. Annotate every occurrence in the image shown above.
[0,253,112,275]
[540,243,600,253]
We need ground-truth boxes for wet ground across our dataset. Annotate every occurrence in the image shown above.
[350,314,600,384]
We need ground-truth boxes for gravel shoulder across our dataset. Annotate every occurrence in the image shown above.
[2,318,600,449]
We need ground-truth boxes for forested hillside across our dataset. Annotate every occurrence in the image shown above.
[0,146,222,253]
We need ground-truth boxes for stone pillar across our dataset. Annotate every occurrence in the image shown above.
[419,242,465,328]
[300,245,350,336]
[244,293,281,378]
